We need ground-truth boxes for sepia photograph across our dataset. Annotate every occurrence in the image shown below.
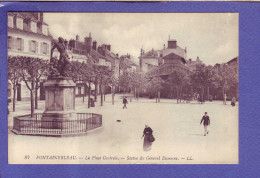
[7,12,238,164]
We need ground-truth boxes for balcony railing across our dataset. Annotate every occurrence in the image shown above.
[12,113,102,136]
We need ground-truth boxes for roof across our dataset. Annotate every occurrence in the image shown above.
[119,61,130,69]
[142,49,160,58]
[141,45,186,59]
[163,52,186,64]
[90,49,106,63]
[120,55,138,66]
[8,12,52,39]
[17,12,39,21]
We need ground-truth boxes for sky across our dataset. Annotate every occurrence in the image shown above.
[44,13,238,65]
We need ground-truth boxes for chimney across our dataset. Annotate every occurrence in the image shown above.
[92,40,97,50]
[168,39,177,49]
[85,34,92,53]
[76,34,79,41]
[107,44,111,51]
[163,44,165,50]
[197,56,200,62]
[98,46,105,56]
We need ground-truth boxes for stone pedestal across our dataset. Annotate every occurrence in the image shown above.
[41,77,76,129]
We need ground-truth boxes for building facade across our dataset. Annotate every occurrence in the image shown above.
[140,38,192,78]
[139,39,187,73]
[8,12,52,101]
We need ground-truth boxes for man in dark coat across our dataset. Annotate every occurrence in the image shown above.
[200,112,210,136]
[123,97,128,109]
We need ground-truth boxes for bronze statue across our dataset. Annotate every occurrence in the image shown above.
[50,37,70,77]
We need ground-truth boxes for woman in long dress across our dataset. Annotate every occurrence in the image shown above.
[142,125,153,151]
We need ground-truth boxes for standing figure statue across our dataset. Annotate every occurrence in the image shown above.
[50,37,70,77]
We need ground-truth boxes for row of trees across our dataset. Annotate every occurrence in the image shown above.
[8,55,238,115]
[8,56,116,115]
[118,63,238,104]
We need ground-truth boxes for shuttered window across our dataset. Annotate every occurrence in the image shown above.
[16,38,24,51]
[8,36,13,49]
[17,18,23,30]
[30,40,38,53]
[8,16,13,28]
[41,42,48,54]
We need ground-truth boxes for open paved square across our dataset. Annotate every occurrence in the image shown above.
[8,94,238,164]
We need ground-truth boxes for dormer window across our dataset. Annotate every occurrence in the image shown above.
[8,16,14,28]
[17,18,23,30]
[31,21,37,33]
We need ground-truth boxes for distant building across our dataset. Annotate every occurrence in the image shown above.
[186,56,203,71]
[139,38,186,73]
[7,12,52,101]
[97,44,120,78]
[52,34,91,63]
[120,54,139,74]
[227,56,239,74]
[140,38,192,78]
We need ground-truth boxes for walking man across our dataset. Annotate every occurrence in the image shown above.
[200,112,210,136]
[123,97,128,109]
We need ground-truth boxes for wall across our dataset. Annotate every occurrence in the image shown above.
[141,57,158,72]
[8,31,51,60]
[8,31,51,101]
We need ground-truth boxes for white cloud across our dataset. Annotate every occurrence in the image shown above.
[45,13,238,65]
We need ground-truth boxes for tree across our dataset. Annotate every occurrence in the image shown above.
[94,65,113,106]
[167,70,191,103]
[69,61,84,83]
[148,76,164,103]
[103,72,117,105]
[7,56,22,112]
[19,57,49,115]
[69,61,87,103]
[118,71,131,94]
[129,72,148,101]
[81,63,95,108]
[68,61,96,107]
[212,64,238,104]
[191,64,214,103]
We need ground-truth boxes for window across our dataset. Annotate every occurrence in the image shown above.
[31,22,37,33]
[106,62,111,68]
[8,16,13,28]
[41,42,49,54]
[78,87,81,95]
[29,40,38,53]
[42,25,48,35]
[17,18,23,30]
[16,38,24,51]
[75,87,78,95]
[8,36,13,49]
[99,59,106,66]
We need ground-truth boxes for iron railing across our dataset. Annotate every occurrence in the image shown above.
[12,113,102,136]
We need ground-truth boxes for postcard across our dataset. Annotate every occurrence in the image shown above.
[6,12,239,164]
